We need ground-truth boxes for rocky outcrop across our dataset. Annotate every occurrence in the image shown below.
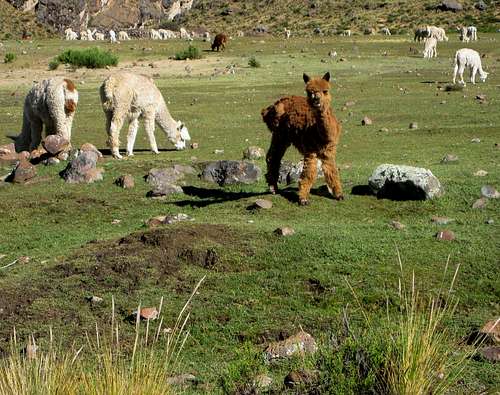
[7,0,195,31]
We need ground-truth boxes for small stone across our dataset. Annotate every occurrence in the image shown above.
[111,219,121,225]
[435,230,455,241]
[163,213,193,224]
[344,100,356,107]
[57,152,69,161]
[390,220,405,230]
[252,374,273,390]
[88,296,103,304]
[284,370,316,388]
[409,122,418,129]
[147,183,183,198]
[166,374,197,386]
[42,135,70,155]
[476,94,487,101]
[43,157,60,166]
[380,127,389,132]
[274,227,295,236]
[485,219,494,225]
[264,330,317,362]
[361,116,373,126]
[479,347,500,362]
[481,185,500,199]
[8,160,36,183]
[190,142,199,149]
[201,160,262,186]
[30,147,47,161]
[61,150,103,183]
[441,154,458,163]
[431,216,454,225]
[253,199,273,209]
[471,138,481,143]
[80,143,103,158]
[18,256,30,264]
[472,197,488,209]
[214,149,224,154]
[474,170,488,177]
[115,174,134,189]
[242,146,265,160]
[480,318,500,343]
[139,307,158,320]
[26,343,38,359]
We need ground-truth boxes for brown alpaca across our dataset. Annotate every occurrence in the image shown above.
[212,33,228,51]
[262,72,343,205]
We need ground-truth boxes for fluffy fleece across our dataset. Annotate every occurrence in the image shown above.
[212,33,228,51]
[15,78,78,152]
[262,72,343,205]
[453,48,488,85]
[100,72,190,159]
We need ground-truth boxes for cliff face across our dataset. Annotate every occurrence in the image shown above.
[5,0,194,30]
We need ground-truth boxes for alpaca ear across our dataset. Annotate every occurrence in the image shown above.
[323,72,331,82]
[303,73,310,84]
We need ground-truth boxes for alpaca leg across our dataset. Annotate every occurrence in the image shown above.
[126,117,139,156]
[15,111,32,152]
[298,154,318,205]
[108,113,125,159]
[265,133,290,194]
[144,113,159,154]
[321,157,344,201]
[471,66,477,84]
[29,118,43,152]
[453,64,458,84]
[458,65,465,85]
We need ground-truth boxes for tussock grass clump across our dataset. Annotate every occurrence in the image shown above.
[0,277,204,394]
[248,56,261,68]
[175,45,202,60]
[4,52,16,64]
[51,47,118,69]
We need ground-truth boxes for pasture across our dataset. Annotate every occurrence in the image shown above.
[0,34,498,393]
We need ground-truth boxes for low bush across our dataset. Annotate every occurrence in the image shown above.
[248,56,261,68]
[4,52,16,64]
[174,45,202,60]
[51,47,118,69]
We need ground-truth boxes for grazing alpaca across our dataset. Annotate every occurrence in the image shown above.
[15,78,78,152]
[118,31,131,40]
[453,48,488,85]
[100,72,191,159]
[212,33,228,51]
[262,72,343,205]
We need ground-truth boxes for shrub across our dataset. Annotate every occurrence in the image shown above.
[48,59,60,70]
[174,45,202,60]
[248,56,261,68]
[4,52,16,64]
[52,47,118,69]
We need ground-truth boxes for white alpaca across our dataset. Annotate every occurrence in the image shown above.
[342,29,352,37]
[414,26,429,41]
[100,72,191,159]
[381,27,391,36]
[284,28,291,39]
[459,26,470,42]
[428,26,448,41]
[423,37,438,58]
[118,31,131,40]
[467,26,478,41]
[95,32,105,41]
[179,27,191,40]
[80,30,88,40]
[109,30,117,43]
[64,28,78,40]
[150,29,161,40]
[15,78,78,152]
[159,29,176,39]
[87,29,96,41]
[453,48,488,85]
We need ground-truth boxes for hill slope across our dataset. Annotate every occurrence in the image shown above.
[0,0,52,39]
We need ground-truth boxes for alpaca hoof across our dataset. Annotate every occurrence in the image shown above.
[126,152,134,157]
[299,199,310,206]
[113,153,123,159]
[269,185,278,195]
[334,194,344,201]
[152,150,160,155]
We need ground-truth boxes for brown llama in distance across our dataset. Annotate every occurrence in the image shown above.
[212,33,228,51]
[261,72,343,205]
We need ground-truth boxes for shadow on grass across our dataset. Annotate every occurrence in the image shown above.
[170,186,266,208]
[98,148,178,157]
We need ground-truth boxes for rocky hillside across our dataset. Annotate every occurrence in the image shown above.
[0,0,53,38]
[2,0,499,37]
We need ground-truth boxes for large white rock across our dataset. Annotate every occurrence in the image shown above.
[368,164,444,200]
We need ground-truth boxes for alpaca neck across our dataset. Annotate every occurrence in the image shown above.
[156,103,178,143]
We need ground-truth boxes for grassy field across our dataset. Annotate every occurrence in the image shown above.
[0,34,499,393]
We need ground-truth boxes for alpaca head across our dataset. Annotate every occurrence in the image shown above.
[303,72,331,111]
[174,121,191,150]
[479,70,488,83]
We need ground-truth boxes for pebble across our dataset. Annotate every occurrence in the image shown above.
[485,219,494,225]
[474,170,488,177]
[472,197,488,209]
[409,122,418,129]
[431,216,454,225]
[390,220,405,230]
[274,227,295,236]
[253,199,273,209]
[481,185,500,199]
[436,230,455,241]
[471,138,481,143]
[441,154,458,163]
[361,116,373,126]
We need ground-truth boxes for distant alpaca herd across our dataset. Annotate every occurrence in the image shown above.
[10,25,490,205]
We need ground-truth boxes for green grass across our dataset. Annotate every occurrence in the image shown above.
[3,52,15,64]
[174,45,203,60]
[0,34,499,393]
[53,47,118,69]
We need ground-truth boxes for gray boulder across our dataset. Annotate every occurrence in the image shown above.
[201,160,261,186]
[437,0,463,11]
[60,150,103,183]
[278,160,324,185]
[368,164,444,200]
[145,166,193,197]
[475,0,487,10]
[7,160,36,183]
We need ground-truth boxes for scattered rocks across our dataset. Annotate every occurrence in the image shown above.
[431,216,454,225]
[380,127,389,132]
[201,160,262,186]
[284,369,316,388]
[472,197,488,209]
[437,0,463,11]
[409,122,418,130]
[480,318,500,344]
[361,116,373,126]
[87,295,103,304]
[115,174,134,189]
[436,230,455,241]
[138,307,158,320]
[274,227,295,236]
[80,143,103,158]
[475,0,487,10]
[479,347,500,362]
[60,150,103,184]
[252,199,273,210]
[368,164,444,200]
[390,220,405,230]
[476,94,487,102]
[190,142,199,149]
[481,185,500,199]
[111,219,121,225]
[166,374,198,386]
[278,160,324,185]
[242,146,265,160]
[252,374,273,390]
[7,160,36,183]
[42,135,70,155]
[146,213,193,228]
[147,183,183,198]
[474,170,488,177]
[485,219,494,225]
[441,154,458,163]
[145,166,193,198]
[0,143,21,163]
[471,138,481,143]
[264,330,317,362]
[214,149,224,155]
[43,157,60,166]
[344,100,356,107]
